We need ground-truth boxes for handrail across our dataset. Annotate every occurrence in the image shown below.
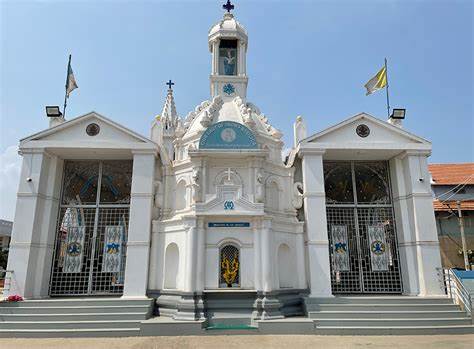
[442,268,472,317]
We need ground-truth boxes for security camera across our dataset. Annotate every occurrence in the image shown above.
[26,177,32,182]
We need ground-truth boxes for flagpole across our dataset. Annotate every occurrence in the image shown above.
[384,57,390,118]
[63,54,72,118]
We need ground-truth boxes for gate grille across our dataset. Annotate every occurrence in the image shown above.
[325,161,402,294]
[49,160,131,296]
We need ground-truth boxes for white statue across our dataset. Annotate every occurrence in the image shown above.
[293,115,307,147]
[255,171,264,203]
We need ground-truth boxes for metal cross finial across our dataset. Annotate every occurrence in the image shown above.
[166,79,174,90]
[222,0,234,13]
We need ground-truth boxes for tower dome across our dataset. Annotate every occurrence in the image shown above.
[208,12,248,48]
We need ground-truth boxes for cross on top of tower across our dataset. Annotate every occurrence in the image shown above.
[222,0,234,13]
[166,79,174,90]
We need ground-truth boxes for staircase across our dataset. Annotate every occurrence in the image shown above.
[0,298,153,337]
[306,296,474,335]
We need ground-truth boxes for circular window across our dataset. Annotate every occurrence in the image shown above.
[356,124,370,138]
[86,123,100,136]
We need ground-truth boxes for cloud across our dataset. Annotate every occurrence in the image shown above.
[0,145,21,221]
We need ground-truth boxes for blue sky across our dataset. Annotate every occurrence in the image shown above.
[0,0,473,220]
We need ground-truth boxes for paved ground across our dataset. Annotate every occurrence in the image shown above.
[1,335,473,349]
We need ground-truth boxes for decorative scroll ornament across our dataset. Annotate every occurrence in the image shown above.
[292,182,304,209]
[191,168,201,203]
[221,253,239,287]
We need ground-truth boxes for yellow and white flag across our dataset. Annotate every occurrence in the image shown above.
[364,66,387,95]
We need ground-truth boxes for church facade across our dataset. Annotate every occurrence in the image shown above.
[6,9,445,324]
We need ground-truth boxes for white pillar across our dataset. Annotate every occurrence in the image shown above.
[123,151,156,298]
[261,219,273,292]
[195,219,205,291]
[390,156,420,295]
[295,225,307,289]
[400,151,444,296]
[6,149,60,298]
[300,149,333,297]
[184,219,197,292]
[253,219,262,291]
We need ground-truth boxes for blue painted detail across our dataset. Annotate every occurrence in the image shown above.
[208,222,250,228]
[224,201,234,210]
[199,121,257,150]
[223,83,235,95]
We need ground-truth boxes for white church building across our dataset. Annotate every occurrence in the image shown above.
[4,4,467,336]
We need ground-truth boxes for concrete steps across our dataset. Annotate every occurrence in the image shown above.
[306,296,474,335]
[0,298,153,337]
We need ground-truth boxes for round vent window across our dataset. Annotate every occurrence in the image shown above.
[356,124,370,138]
[86,123,100,136]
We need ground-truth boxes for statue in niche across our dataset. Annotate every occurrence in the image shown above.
[255,171,264,203]
[292,182,304,209]
[191,168,201,203]
[223,49,236,75]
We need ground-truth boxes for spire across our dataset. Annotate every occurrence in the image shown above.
[161,80,178,130]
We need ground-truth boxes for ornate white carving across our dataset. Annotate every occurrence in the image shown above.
[292,182,304,209]
[255,171,264,203]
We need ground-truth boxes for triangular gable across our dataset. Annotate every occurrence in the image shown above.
[21,111,154,145]
[302,113,430,146]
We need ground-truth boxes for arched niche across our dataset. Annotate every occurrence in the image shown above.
[219,243,240,288]
[278,243,293,288]
[265,177,281,211]
[174,179,187,210]
[164,243,179,289]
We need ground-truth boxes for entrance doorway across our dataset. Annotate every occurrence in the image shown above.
[49,160,132,296]
[324,161,402,294]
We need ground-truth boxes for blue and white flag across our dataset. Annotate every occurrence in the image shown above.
[66,55,78,97]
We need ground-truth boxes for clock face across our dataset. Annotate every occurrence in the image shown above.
[223,83,235,96]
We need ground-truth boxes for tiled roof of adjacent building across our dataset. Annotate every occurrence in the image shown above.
[429,163,474,185]
[429,163,474,212]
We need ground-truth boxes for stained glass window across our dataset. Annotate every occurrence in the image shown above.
[354,162,390,204]
[62,161,99,205]
[99,161,133,204]
[324,162,354,204]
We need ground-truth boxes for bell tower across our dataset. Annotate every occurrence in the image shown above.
[209,1,248,100]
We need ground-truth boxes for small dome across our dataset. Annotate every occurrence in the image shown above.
[209,13,248,49]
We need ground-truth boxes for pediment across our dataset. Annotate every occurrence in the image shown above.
[195,184,264,216]
[303,113,429,146]
[21,111,153,146]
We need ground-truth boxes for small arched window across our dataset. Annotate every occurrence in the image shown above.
[219,244,240,288]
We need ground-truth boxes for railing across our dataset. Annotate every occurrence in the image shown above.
[442,268,472,318]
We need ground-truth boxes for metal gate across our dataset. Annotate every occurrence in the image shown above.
[324,161,402,294]
[49,160,132,296]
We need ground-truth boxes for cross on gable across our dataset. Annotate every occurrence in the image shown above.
[166,79,174,90]
[222,0,234,13]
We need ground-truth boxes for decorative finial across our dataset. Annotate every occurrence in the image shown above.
[166,79,174,90]
[222,0,234,13]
